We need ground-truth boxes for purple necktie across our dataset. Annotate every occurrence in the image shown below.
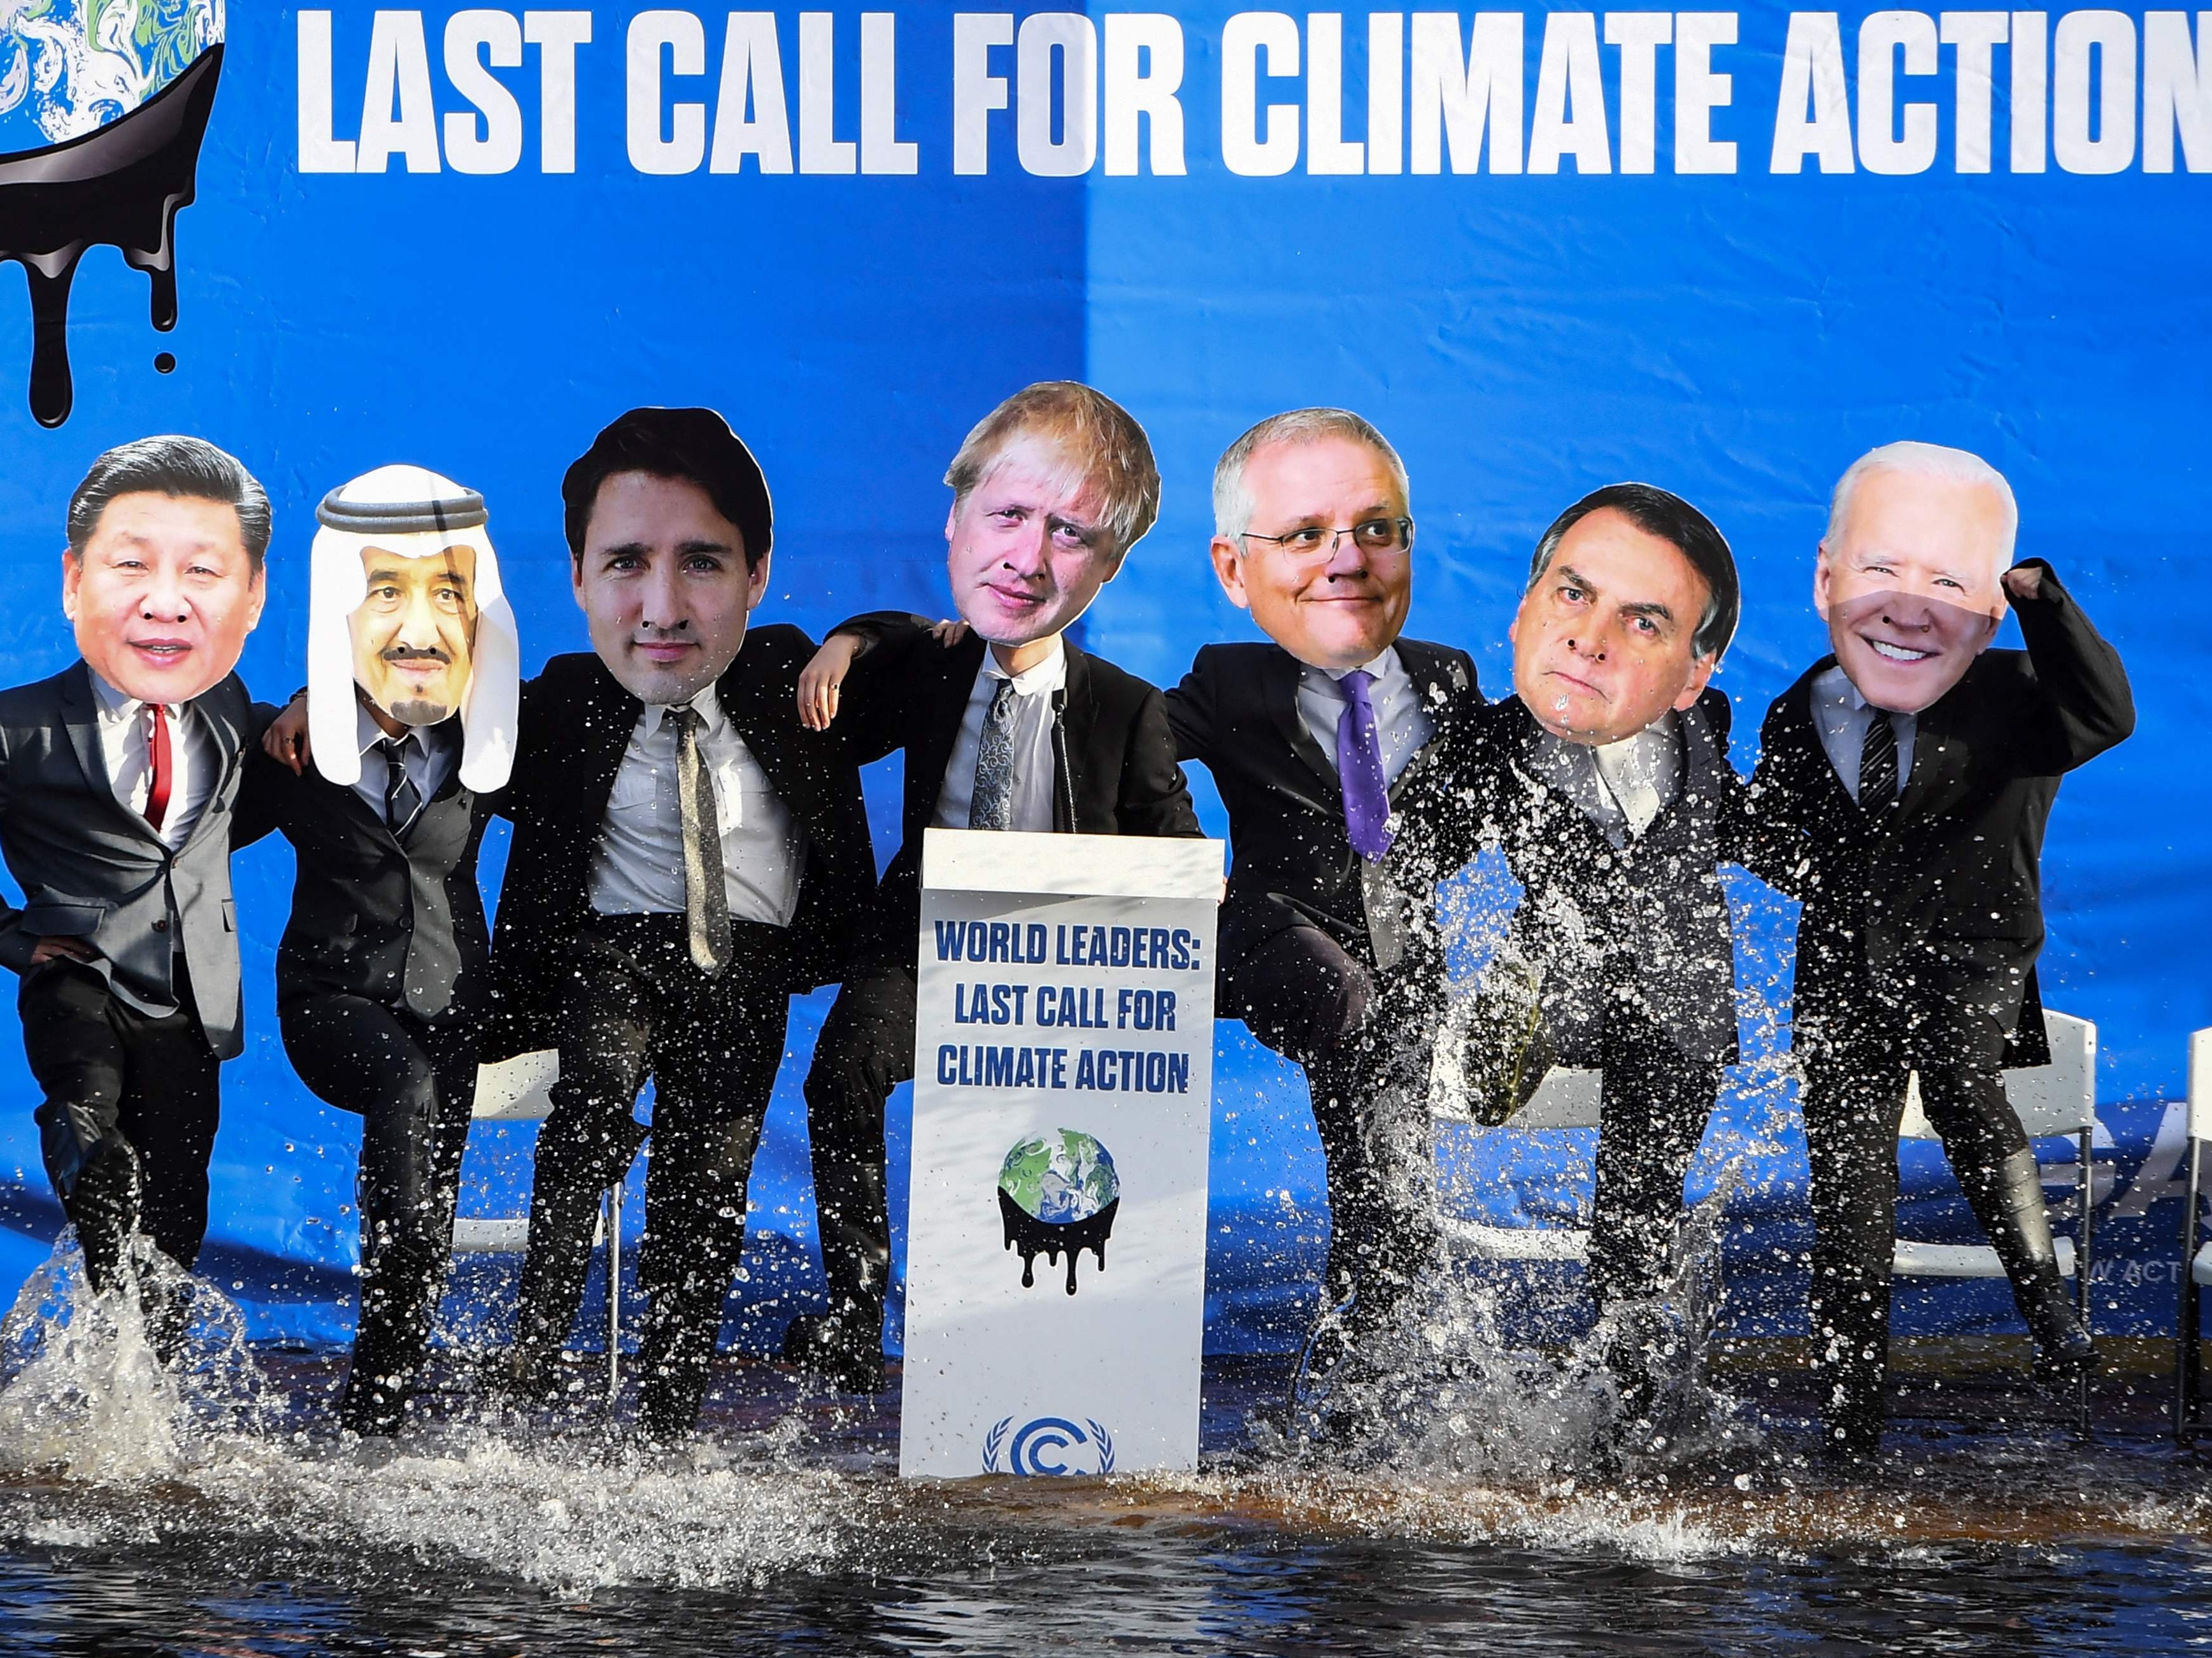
[1337,668,1394,860]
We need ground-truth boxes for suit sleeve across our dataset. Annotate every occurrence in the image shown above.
[229,740,288,850]
[1734,704,1815,898]
[2005,560,2136,774]
[1160,656,1215,766]
[833,615,937,766]
[0,726,29,976]
[1120,688,1204,838]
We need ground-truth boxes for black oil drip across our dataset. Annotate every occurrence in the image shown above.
[999,1190,1118,1296]
[0,43,223,427]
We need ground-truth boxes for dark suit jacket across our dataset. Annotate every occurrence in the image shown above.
[834,618,1201,966]
[483,624,875,1061]
[234,737,492,1024]
[1746,560,2134,1064]
[1164,640,1484,984]
[1474,688,1744,1066]
[0,662,264,1058]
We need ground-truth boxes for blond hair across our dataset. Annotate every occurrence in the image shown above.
[945,382,1160,557]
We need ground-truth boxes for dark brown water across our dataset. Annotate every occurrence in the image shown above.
[0,1329,2206,1657]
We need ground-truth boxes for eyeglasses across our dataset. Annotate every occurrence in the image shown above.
[1238,517,1413,557]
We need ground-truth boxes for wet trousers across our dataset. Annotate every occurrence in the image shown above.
[1586,1003,1725,1308]
[1799,976,2037,1450]
[515,913,789,1438]
[21,961,218,1344]
[800,962,917,1348]
[282,993,478,1431]
[1222,924,1440,1338]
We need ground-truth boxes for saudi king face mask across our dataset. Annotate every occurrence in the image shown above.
[307,465,519,792]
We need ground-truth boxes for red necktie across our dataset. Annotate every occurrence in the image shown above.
[145,703,173,833]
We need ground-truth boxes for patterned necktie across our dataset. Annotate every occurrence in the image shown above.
[1337,669,1394,860]
[380,734,422,836]
[672,707,732,973]
[144,703,173,833]
[968,677,1020,831]
[1859,709,1899,810]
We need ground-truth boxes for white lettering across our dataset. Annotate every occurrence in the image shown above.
[1018,12,1098,176]
[1606,11,1672,173]
[1222,10,1302,175]
[1530,11,1611,173]
[444,10,524,175]
[1409,11,1523,173]
[2144,10,2212,170]
[1859,10,1939,174]
[953,12,1015,175]
[1772,11,1854,171]
[359,10,441,175]
[711,11,793,173]
[2053,8,2136,171]
[626,8,706,175]
[1103,13,1187,175]
[524,11,592,173]
[1674,11,1737,172]
[297,11,357,173]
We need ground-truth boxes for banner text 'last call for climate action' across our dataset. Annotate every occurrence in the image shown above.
[931,918,1202,1097]
[296,7,2212,179]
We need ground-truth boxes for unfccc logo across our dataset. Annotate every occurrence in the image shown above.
[982,1415,1116,1476]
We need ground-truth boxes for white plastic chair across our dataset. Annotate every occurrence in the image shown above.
[1886,1010,2097,1429]
[450,1049,626,1398]
[2173,1027,2212,1439]
[1435,1011,2098,1318]
[1435,1067,1604,1262]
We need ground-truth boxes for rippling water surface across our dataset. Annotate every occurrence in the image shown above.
[0,1245,2205,1656]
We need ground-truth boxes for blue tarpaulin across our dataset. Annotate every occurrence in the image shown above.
[0,2,2201,1354]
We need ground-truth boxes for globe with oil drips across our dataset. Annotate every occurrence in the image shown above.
[997,1130,1120,1295]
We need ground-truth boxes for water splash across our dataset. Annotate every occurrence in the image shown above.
[0,1235,268,1482]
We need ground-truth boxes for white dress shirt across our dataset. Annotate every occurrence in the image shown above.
[1592,720,1681,838]
[348,700,459,821]
[1811,663,1916,804]
[89,669,215,851]
[587,684,806,928]
[1295,647,1433,790]
[932,637,1067,835]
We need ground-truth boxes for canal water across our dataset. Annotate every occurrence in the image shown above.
[0,1243,2205,1655]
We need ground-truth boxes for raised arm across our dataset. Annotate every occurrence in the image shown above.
[2002,559,2136,775]
[1160,655,1217,766]
[1118,687,1204,838]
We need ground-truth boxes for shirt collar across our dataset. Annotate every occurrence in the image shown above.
[1311,647,1400,689]
[87,668,181,723]
[640,681,726,736]
[1814,661,1904,721]
[980,634,1067,696]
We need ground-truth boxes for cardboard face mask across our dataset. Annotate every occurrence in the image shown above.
[307,465,519,791]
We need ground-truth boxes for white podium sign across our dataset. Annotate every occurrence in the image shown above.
[899,828,1224,1479]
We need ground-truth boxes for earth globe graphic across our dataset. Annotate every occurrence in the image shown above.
[997,1130,1122,1295]
[0,0,226,424]
[0,0,220,152]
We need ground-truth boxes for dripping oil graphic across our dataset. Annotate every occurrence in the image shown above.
[0,43,223,427]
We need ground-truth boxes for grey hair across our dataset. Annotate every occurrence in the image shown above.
[1825,440,2018,562]
[67,434,273,568]
[1212,408,1410,540]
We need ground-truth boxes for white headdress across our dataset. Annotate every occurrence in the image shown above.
[307,464,520,792]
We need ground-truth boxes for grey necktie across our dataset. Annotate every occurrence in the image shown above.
[1859,709,1899,810]
[967,678,1020,831]
[672,707,731,973]
[380,735,422,836]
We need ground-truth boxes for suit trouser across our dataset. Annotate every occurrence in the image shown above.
[282,993,478,1424]
[1223,924,1440,1336]
[20,961,220,1317]
[801,962,918,1343]
[1585,1001,1726,1308]
[1798,968,2032,1441]
[514,912,789,1434]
